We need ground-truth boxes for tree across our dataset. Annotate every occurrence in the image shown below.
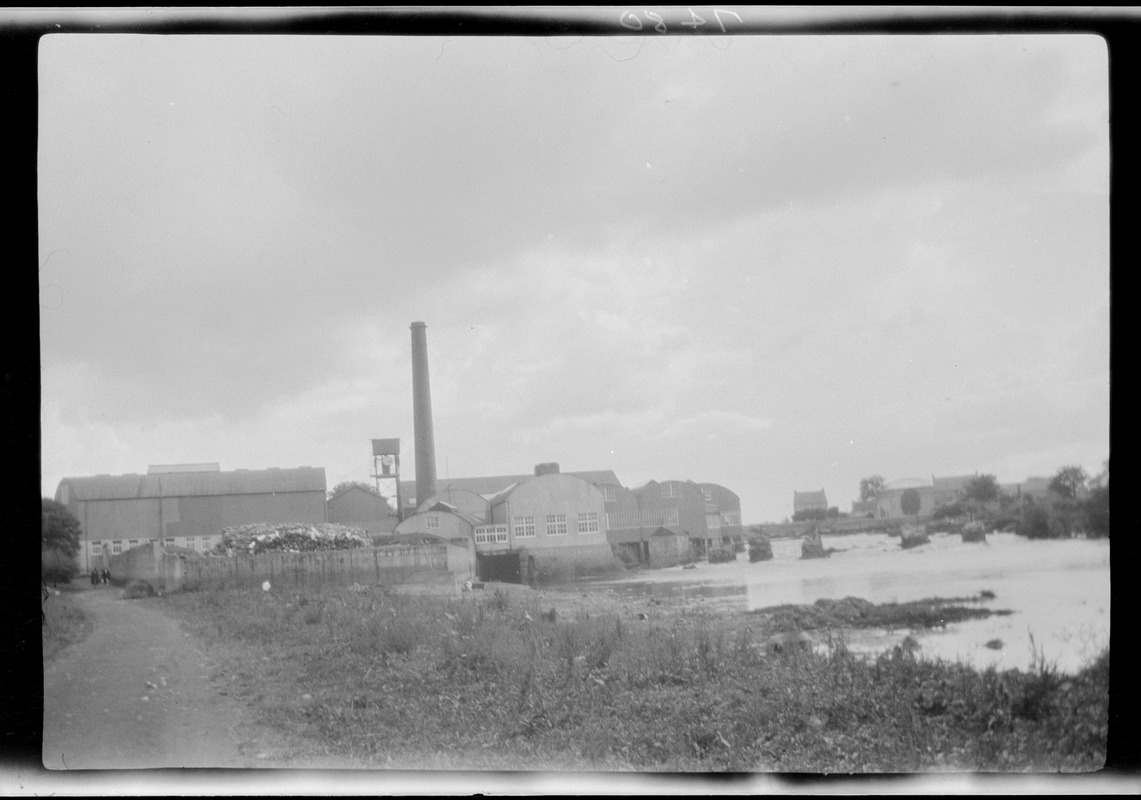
[1048,466,1088,501]
[900,488,922,521]
[961,474,1000,506]
[43,498,81,559]
[960,474,1000,522]
[42,498,81,583]
[1085,485,1109,538]
[859,475,885,502]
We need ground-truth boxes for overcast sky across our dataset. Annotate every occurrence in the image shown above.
[38,32,1109,523]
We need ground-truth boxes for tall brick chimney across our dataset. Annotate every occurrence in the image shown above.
[410,322,437,504]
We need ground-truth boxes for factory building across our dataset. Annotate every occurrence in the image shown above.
[54,463,327,573]
[326,482,399,539]
[396,464,613,582]
[606,479,744,560]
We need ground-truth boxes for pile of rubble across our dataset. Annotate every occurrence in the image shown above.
[213,523,371,556]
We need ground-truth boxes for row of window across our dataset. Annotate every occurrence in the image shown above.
[90,537,215,555]
[470,512,600,544]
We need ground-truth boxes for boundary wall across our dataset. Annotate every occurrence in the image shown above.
[109,542,475,593]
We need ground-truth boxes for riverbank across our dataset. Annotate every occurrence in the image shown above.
[156,581,1107,772]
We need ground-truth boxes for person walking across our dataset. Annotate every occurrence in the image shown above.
[90,568,99,586]
[102,568,110,585]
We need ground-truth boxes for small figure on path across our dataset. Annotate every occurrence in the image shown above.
[102,568,110,585]
[91,568,99,586]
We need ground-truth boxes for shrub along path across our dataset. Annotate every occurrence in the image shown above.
[42,585,292,770]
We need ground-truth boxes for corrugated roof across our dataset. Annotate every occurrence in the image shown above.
[58,467,326,502]
[400,470,622,501]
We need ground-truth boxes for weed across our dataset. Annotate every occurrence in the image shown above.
[155,584,1109,772]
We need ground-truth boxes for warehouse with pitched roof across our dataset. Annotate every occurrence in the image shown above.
[54,463,327,573]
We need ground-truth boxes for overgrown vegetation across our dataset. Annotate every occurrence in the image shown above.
[750,594,1012,633]
[42,585,93,663]
[707,546,736,564]
[158,586,1107,772]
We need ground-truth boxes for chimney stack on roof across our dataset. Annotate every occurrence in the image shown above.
[534,462,560,476]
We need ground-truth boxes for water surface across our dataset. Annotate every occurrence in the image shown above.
[599,533,1109,674]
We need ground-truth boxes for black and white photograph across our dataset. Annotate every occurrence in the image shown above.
[25,6,1123,795]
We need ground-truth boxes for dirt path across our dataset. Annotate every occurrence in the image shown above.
[42,586,283,770]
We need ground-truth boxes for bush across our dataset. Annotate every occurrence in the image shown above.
[41,548,76,585]
[933,502,965,520]
[791,508,828,522]
[1017,505,1068,539]
[707,546,736,564]
[747,536,773,562]
[1085,486,1109,538]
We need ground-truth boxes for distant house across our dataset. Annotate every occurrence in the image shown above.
[794,489,828,515]
[326,483,398,538]
[1019,476,1053,501]
[851,499,876,517]
[55,464,327,573]
[874,478,935,519]
[931,474,976,508]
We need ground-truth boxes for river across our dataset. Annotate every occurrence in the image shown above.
[598,532,1109,675]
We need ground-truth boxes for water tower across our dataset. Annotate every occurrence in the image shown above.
[370,438,403,521]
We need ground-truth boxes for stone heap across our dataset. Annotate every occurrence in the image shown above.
[800,526,827,559]
[213,522,371,556]
[900,523,931,550]
[961,521,988,543]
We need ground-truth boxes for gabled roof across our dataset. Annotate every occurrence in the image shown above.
[794,489,828,503]
[882,478,931,491]
[405,506,483,528]
[57,467,326,502]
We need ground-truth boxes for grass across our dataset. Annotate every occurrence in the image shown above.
[157,585,1108,772]
[42,584,94,663]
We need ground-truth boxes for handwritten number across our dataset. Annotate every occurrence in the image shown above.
[645,10,667,33]
[682,8,706,29]
[619,10,643,29]
[713,8,743,32]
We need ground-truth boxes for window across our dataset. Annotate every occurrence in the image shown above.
[707,513,722,529]
[703,488,713,503]
[577,512,599,534]
[186,539,196,550]
[546,514,567,536]
[149,538,158,544]
[426,515,440,529]
[164,538,175,547]
[128,539,139,547]
[91,542,102,555]
[662,483,680,498]
[475,524,509,544]
[721,512,741,526]
[514,516,536,538]
[603,486,616,502]
[112,541,122,554]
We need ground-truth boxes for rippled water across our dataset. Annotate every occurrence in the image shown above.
[598,532,1110,674]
